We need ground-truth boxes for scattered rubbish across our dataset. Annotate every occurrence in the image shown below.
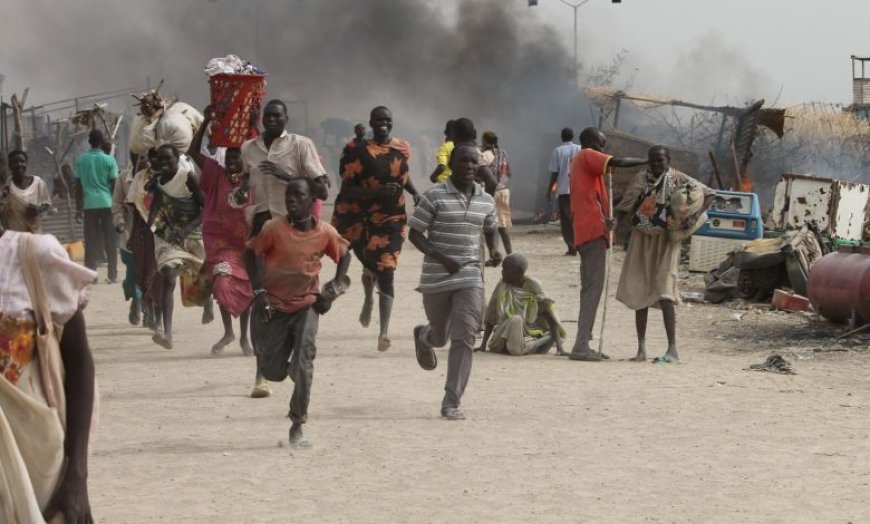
[835,322,870,340]
[695,190,763,240]
[771,289,811,312]
[769,174,869,242]
[680,291,706,303]
[785,347,815,360]
[731,312,746,321]
[689,236,746,273]
[747,354,796,375]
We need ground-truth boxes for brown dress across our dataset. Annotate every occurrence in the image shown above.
[615,169,713,310]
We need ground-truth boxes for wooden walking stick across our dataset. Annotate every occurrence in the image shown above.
[598,168,614,357]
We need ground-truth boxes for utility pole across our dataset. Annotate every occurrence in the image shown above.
[528,1,622,86]
[560,0,591,86]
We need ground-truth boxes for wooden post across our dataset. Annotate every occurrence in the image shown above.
[30,108,38,140]
[713,113,728,158]
[108,115,123,157]
[613,94,623,130]
[0,102,8,157]
[707,151,724,189]
[729,140,742,190]
[10,88,29,151]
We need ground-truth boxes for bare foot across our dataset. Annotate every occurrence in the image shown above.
[627,352,647,362]
[201,306,214,325]
[211,333,235,355]
[377,334,391,352]
[152,333,173,350]
[240,338,254,356]
[289,423,311,449]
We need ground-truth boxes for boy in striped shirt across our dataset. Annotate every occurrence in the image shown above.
[408,144,502,421]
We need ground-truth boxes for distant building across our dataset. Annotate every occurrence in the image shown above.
[849,55,870,119]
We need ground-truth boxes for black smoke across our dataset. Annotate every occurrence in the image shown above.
[4,0,590,217]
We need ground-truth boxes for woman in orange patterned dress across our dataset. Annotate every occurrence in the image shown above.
[331,106,420,352]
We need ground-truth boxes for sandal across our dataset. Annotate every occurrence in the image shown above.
[414,325,437,370]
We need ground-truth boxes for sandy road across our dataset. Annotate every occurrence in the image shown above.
[84,224,870,523]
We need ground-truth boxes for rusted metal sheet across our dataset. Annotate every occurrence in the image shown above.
[733,100,764,176]
[768,173,869,241]
[832,181,868,240]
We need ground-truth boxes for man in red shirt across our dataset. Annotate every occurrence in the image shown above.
[567,127,647,361]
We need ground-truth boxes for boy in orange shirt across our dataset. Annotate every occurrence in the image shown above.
[246,176,351,447]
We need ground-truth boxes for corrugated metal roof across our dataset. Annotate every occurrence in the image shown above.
[42,199,84,243]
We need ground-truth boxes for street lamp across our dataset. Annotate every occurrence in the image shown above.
[560,0,590,84]
[528,0,621,85]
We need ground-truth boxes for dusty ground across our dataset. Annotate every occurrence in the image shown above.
[85,222,870,523]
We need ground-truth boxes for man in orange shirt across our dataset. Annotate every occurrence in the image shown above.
[567,127,647,361]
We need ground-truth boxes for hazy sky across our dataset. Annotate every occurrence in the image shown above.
[1,0,866,108]
[530,0,868,106]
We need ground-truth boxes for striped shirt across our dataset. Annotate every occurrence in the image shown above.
[408,178,497,294]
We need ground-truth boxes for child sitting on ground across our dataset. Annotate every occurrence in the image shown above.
[475,253,566,356]
[246,175,350,448]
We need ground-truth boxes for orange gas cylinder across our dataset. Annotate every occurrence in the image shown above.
[807,246,870,323]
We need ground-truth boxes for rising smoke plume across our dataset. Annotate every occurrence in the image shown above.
[3,0,590,217]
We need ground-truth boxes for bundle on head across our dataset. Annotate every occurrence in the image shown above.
[131,79,171,118]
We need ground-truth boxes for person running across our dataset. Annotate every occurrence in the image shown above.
[475,252,566,356]
[332,106,420,352]
[240,99,332,397]
[246,175,351,448]
[428,119,455,184]
[547,127,581,255]
[128,149,164,331]
[352,123,366,147]
[241,99,329,240]
[146,144,211,350]
[409,143,501,421]
[111,159,143,326]
[480,130,512,257]
[0,166,98,523]
[452,118,497,330]
[75,129,119,283]
[1,150,52,233]
[616,146,714,363]
[188,108,254,356]
[566,127,647,362]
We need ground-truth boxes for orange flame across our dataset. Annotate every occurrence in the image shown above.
[738,169,754,193]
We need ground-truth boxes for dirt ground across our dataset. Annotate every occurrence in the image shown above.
[85,223,870,523]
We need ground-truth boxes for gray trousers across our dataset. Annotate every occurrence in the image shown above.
[251,306,318,425]
[84,207,118,280]
[558,194,574,251]
[420,286,482,410]
[576,237,607,349]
